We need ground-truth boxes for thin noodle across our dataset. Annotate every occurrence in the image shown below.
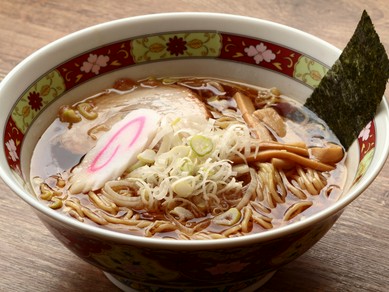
[236,168,257,210]
[145,220,177,237]
[69,209,84,222]
[241,207,252,233]
[88,191,118,214]
[64,199,84,217]
[81,207,107,225]
[283,201,313,221]
[309,169,326,190]
[222,224,242,237]
[279,171,307,199]
[252,214,273,229]
[296,166,319,195]
[100,212,150,226]
[250,201,271,214]
[102,180,143,208]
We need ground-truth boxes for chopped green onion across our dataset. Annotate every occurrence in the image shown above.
[59,106,81,123]
[76,102,98,120]
[190,135,213,157]
[127,160,146,172]
[170,117,181,126]
[170,206,195,221]
[137,149,156,164]
[172,176,196,198]
[49,197,63,209]
[232,164,250,176]
[180,158,195,175]
[213,208,241,226]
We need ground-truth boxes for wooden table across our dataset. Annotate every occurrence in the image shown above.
[0,1,388,291]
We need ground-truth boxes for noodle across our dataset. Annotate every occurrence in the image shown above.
[252,213,273,230]
[102,180,144,209]
[241,206,253,233]
[283,201,313,221]
[81,207,107,225]
[64,199,84,217]
[236,168,257,210]
[88,191,118,214]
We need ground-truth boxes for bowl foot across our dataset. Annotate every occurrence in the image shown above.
[104,270,276,292]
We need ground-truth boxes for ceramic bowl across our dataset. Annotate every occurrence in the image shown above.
[0,13,388,291]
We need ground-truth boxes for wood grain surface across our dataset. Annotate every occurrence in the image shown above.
[0,1,388,291]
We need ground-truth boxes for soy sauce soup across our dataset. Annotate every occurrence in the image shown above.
[31,77,346,240]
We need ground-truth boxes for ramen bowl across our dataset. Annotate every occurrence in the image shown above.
[0,13,388,291]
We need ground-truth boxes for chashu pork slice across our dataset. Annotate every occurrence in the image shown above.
[57,85,209,154]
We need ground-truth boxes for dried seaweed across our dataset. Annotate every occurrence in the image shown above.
[305,10,389,149]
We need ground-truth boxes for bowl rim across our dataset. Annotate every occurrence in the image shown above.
[1,12,388,249]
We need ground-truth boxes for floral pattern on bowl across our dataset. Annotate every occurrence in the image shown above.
[39,208,342,291]
[3,31,375,185]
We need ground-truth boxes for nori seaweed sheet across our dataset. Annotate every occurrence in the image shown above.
[305,10,389,149]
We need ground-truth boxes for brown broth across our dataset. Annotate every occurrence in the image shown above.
[30,77,347,239]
